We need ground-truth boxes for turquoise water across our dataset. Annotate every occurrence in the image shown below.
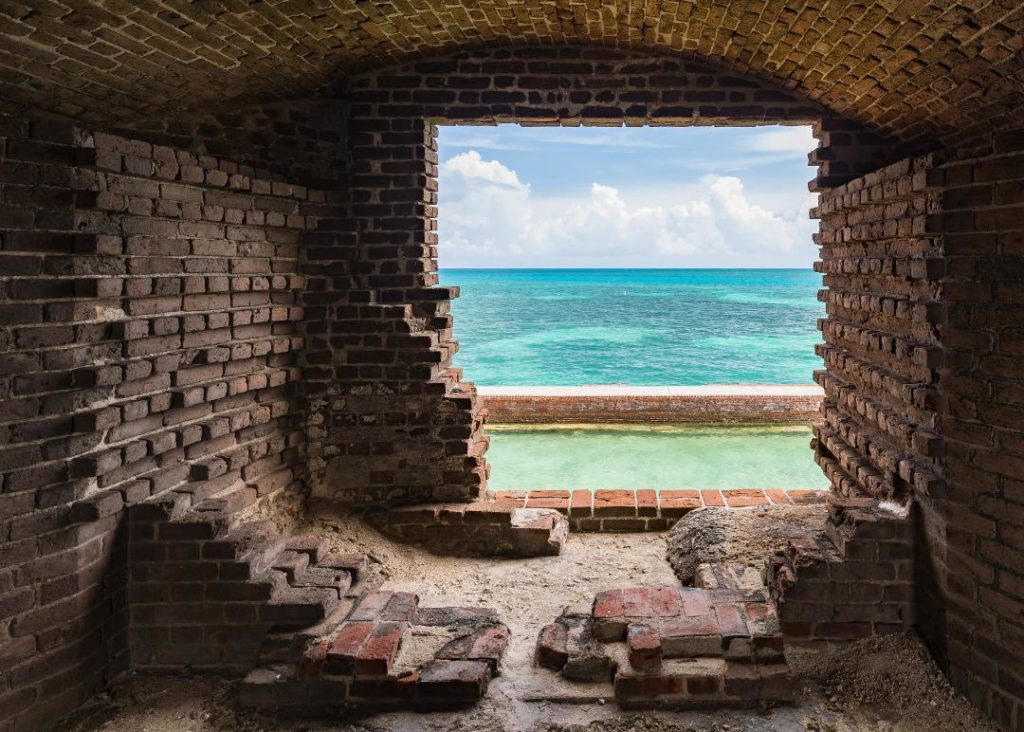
[485,424,828,490]
[441,269,823,386]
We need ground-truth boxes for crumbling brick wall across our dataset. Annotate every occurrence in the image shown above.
[812,153,945,504]
[5,35,1020,732]
[0,117,316,729]
[768,155,945,645]
[306,45,901,508]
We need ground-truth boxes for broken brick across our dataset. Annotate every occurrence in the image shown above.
[537,622,569,670]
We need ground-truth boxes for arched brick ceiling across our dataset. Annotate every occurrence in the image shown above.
[0,1,1021,151]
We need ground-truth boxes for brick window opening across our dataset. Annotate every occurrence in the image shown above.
[435,123,827,501]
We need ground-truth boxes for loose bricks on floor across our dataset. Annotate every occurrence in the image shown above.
[537,584,793,709]
[239,590,510,713]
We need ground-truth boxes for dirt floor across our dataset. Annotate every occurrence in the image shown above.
[64,512,995,732]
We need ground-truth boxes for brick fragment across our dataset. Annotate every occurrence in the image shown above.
[355,621,407,675]
[537,622,568,670]
[627,624,662,672]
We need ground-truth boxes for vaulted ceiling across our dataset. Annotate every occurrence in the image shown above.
[1,1,1022,150]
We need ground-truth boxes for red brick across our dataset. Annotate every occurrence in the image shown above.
[325,621,374,673]
[679,588,712,617]
[381,592,418,622]
[355,621,407,675]
[593,489,636,517]
[614,672,683,699]
[714,603,749,639]
[660,490,701,517]
[467,626,509,670]
[490,492,525,508]
[569,489,592,516]
[765,489,790,505]
[687,674,722,695]
[417,659,489,701]
[636,489,658,516]
[723,489,768,507]
[350,673,418,700]
[701,490,725,507]
[650,586,682,617]
[525,490,569,511]
[622,588,652,618]
[348,591,393,621]
[537,623,568,670]
[627,624,662,672]
[593,589,628,641]
[663,614,720,639]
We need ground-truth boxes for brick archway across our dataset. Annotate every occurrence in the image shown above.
[1,4,1023,728]
[302,45,904,508]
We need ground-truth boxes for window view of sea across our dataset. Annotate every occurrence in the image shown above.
[441,269,823,386]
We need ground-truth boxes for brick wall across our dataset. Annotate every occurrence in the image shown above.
[0,117,315,730]
[770,498,916,642]
[931,131,1024,729]
[812,154,945,504]
[764,153,946,649]
[107,99,349,189]
[804,132,1024,728]
[306,45,900,508]
[479,388,822,423]
[1,3,1021,161]
[3,37,1020,732]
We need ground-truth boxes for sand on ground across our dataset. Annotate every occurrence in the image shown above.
[63,510,993,732]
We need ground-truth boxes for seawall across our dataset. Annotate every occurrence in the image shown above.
[478,385,823,423]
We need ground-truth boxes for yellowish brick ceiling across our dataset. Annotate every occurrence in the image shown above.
[0,1,1021,150]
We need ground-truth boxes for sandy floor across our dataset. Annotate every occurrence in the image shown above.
[65,514,994,732]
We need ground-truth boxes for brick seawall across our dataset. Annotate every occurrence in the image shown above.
[491,488,827,531]
[479,386,824,423]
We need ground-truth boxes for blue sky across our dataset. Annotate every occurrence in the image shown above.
[437,124,819,268]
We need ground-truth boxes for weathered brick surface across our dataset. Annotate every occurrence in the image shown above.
[812,154,945,505]
[480,389,822,423]
[239,590,510,713]
[926,138,1024,729]
[108,100,349,188]
[0,3,1021,157]
[768,498,916,643]
[129,506,355,673]
[0,117,316,730]
[308,46,894,509]
[0,13,1022,729]
[504,488,825,531]
[541,585,793,709]
[362,501,568,557]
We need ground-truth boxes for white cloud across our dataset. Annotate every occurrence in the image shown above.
[442,150,527,187]
[438,150,817,268]
[742,127,816,155]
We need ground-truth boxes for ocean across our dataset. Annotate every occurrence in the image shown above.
[440,269,823,386]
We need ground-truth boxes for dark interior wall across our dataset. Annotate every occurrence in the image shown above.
[1,35,1021,732]
[105,99,349,189]
[306,44,901,508]
[0,116,322,730]
[0,118,119,729]
[932,131,1024,729]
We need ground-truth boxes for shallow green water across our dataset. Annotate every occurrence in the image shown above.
[485,423,828,490]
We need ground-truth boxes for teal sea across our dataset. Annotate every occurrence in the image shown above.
[440,269,823,386]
